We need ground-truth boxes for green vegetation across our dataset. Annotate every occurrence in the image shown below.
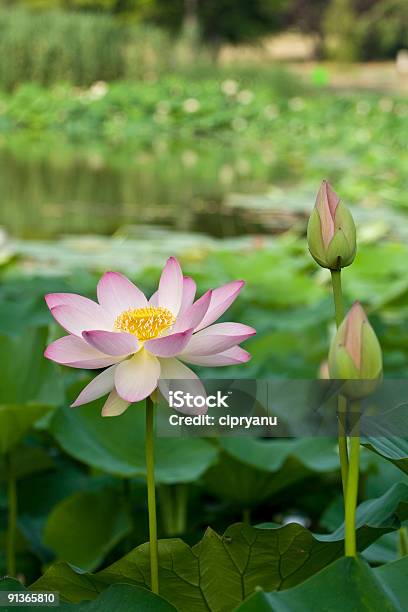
[0,1,407,607]
[0,1,406,91]
[0,75,406,239]
[0,8,177,90]
[2,237,408,606]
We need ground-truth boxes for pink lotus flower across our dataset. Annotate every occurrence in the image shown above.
[44,257,255,416]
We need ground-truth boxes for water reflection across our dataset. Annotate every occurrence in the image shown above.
[0,148,267,239]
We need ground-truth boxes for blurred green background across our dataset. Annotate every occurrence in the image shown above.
[1,0,408,589]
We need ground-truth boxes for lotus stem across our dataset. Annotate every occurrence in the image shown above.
[159,484,188,536]
[174,484,188,535]
[330,269,345,327]
[344,401,360,557]
[146,395,159,594]
[398,527,408,557]
[330,269,349,496]
[6,452,17,577]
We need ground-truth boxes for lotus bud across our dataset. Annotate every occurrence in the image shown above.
[307,180,356,270]
[319,360,330,380]
[329,302,382,398]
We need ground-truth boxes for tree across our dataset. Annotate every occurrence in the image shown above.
[141,0,287,47]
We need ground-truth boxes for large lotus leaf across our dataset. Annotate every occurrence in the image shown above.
[6,445,55,480]
[31,527,340,610]
[311,483,408,546]
[320,456,408,534]
[0,577,176,612]
[204,438,353,505]
[48,403,218,483]
[31,484,408,611]
[62,584,177,611]
[234,556,408,611]
[0,328,63,454]
[0,277,71,334]
[193,249,325,307]
[364,437,408,474]
[203,452,311,505]
[219,438,341,472]
[18,463,89,518]
[0,327,62,453]
[17,463,91,563]
[0,578,25,612]
[0,404,53,455]
[363,532,400,564]
[0,578,25,592]
[43,486,133,571]
[346,243,408,309]
[0,328,64,406]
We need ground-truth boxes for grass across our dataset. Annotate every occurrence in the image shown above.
[0,8,174,90]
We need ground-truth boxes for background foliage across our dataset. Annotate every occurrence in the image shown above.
[0,0,408,609]
[0,0,406,91]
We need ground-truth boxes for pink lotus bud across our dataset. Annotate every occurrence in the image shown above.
[307,180,356,270]
[329,302,382,382]
[319,360,330,379]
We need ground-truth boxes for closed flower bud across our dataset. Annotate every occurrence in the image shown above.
[319,360,330,380]
[329,302,382,397]
[307,180,356,270]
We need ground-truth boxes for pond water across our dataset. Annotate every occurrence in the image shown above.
[0,148,276,240]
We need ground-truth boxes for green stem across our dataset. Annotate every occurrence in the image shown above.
[174,484,188,534]
[337,396,349,497]
[243,508,251,524]
[398,527,408,558]
[158,484,188,536]
[158,485,173,536]
[6,452,17,577]
[330,269,349,498]
[344,402,360,557]
[330,269,345,326]
[146,396,159,594]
